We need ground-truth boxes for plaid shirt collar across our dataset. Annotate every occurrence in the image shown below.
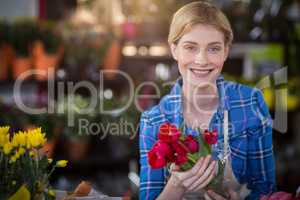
[165,74,231,122]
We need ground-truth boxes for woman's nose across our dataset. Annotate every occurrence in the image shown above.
[194,51,208,65]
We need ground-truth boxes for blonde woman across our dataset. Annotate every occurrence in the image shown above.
[139,1,276,200]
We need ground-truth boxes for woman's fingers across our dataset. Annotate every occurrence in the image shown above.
[169,163,180,172]
[189,161,217,191]
[194,163,217,191]
[170,155,216,192]
[183,156,211,188]
[207,190,227,200]
[181,156,211,189]
[173,157,204,181]
[227,189,239,200]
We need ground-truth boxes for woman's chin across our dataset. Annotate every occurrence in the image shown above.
[189,73,219,87]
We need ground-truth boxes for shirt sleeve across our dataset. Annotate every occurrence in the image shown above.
[246,89,276,200]
[139,112,166,200]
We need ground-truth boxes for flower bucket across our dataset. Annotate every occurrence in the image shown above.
[32,40,59,80]
[0,45,15,80]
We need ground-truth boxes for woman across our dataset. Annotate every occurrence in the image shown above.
[139,1,276,200]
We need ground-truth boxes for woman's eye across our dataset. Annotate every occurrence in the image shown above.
[184,46,196,51]
[208,46,221,53]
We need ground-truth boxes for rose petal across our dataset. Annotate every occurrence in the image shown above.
[269,192,293,200]
[183,135,199,153]
[203,129,218,145]
[158,123,181,142]
[148,148,166,169]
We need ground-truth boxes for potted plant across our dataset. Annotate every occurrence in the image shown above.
[11,19,37,80]
[0,126,68,199]
[32,21,63,80]
[61,21,110,80]
[0,21,14,80]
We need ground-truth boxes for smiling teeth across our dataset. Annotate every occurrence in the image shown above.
[190,69,212,75]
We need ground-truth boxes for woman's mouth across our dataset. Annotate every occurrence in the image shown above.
[190,68,214,77]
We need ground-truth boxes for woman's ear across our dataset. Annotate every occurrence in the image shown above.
[170,43,178,61]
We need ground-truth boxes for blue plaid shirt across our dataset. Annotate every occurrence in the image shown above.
[139,75,276,200]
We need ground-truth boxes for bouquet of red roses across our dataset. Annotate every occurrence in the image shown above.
[147,122,224,190]
[148,122,218,170]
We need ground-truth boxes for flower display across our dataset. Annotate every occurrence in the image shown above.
[0,126,68,200]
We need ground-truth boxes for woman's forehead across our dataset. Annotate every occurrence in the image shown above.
[179,24,225,45]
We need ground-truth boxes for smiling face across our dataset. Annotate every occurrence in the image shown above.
[171,23,229,88]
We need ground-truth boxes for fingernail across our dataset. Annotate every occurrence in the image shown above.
[207,155,211,161]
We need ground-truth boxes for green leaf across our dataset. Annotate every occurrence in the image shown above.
[179,123,185,134]
[180,153,200,171]
[196,128,211,157]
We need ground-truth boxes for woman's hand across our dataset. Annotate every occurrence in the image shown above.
[205,189,239,200]
[169,155,217,193]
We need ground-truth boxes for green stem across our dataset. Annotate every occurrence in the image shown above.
[187,154,197,164]
[47,166,56,179]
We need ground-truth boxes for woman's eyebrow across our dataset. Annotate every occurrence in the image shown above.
[182,41,198,45]
[182,41,223,45]
[208,41,222,45]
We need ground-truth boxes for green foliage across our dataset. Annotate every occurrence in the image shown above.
[11,19,38,57]
[38,21,62,54]
[0,20,12,46]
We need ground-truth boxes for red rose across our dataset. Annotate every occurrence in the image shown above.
[260,192,294,200]
[183,135,199,153]
[148,141,174,169]
[148,148,166,169]
[171,142,188,165]
[203,129,218,145]
[175,152,188,166]
[158,122,181,142]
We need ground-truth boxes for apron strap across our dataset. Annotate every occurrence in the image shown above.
[223,110,229,160]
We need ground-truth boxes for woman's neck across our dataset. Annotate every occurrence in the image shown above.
[182,82,219,115]
[181,82,219,130]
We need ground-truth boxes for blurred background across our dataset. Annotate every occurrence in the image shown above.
[0,0,299,199]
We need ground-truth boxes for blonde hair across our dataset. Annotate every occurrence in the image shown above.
[168,1,233,46]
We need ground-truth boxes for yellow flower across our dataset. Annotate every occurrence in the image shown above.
[29,151,36,157]
[56,160,68,167]
[26,128,46,148]
[3,142,13,154]
[10,155,17,163]
[12,131,27,148]
[48,158,53,164]
[0,126,9,135]
[12,131,27,147]
[12,181,16,186]
[16,147,25,157]
[0,126,10,147]
[9,147,25,163]
[48,189,55,197]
